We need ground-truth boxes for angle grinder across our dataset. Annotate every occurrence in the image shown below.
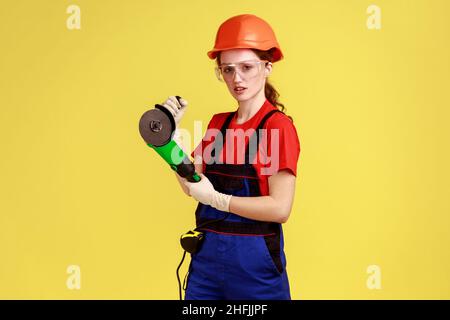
[138,96,201,183]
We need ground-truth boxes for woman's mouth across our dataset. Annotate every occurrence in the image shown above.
[234,87,247,94]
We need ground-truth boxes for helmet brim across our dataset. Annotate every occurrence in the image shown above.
[207,46,283,62]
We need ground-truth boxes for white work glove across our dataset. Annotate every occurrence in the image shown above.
[183,173,232,212]
[160,96,188,128]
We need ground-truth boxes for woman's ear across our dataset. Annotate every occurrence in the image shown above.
[264,62,273,77]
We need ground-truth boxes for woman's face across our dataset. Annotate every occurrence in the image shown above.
[218,49,272,102]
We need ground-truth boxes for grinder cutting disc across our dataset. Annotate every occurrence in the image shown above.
[139,104,176,147]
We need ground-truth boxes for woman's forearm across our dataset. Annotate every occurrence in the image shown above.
[228,195,289,224]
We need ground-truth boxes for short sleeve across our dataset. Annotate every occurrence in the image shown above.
[191,140,204,159]
[260,115,301,177]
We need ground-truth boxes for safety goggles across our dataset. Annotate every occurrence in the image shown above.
[214,59,269,82]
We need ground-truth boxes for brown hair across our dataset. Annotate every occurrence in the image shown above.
[217,48,293,122]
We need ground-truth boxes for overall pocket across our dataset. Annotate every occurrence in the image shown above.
[261,234,284,275]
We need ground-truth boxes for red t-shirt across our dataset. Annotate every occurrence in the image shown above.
[191,99,300,196]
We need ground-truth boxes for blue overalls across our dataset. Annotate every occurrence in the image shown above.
[184,109,291,300]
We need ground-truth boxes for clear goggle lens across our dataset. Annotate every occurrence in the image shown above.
[214,60,269,82]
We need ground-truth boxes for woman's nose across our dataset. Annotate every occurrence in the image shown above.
[232,70,243,81]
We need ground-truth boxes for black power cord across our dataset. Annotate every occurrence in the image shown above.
[176,212,231,300]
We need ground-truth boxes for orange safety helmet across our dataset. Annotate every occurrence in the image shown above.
[207,14,284,62]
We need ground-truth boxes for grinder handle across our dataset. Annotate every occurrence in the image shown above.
[188,172,201,183]
[175,95,183,107]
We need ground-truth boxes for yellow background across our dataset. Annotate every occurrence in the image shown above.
[1,0,449,299]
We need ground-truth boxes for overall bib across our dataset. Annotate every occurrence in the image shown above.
[184,109,291,300]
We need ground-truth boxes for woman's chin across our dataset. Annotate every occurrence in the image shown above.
[232,91,250,101]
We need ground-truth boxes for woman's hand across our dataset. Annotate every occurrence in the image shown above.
[183,173,232,212]
[161,96,188,128]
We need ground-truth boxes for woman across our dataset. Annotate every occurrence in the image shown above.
[164,14,300,300]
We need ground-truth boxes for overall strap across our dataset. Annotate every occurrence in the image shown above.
[210,109,282,163]
[210,111,236,160]
[245,109,282,164]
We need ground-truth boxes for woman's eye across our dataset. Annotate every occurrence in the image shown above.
[243,65,254,71]
[223,67,233,73]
